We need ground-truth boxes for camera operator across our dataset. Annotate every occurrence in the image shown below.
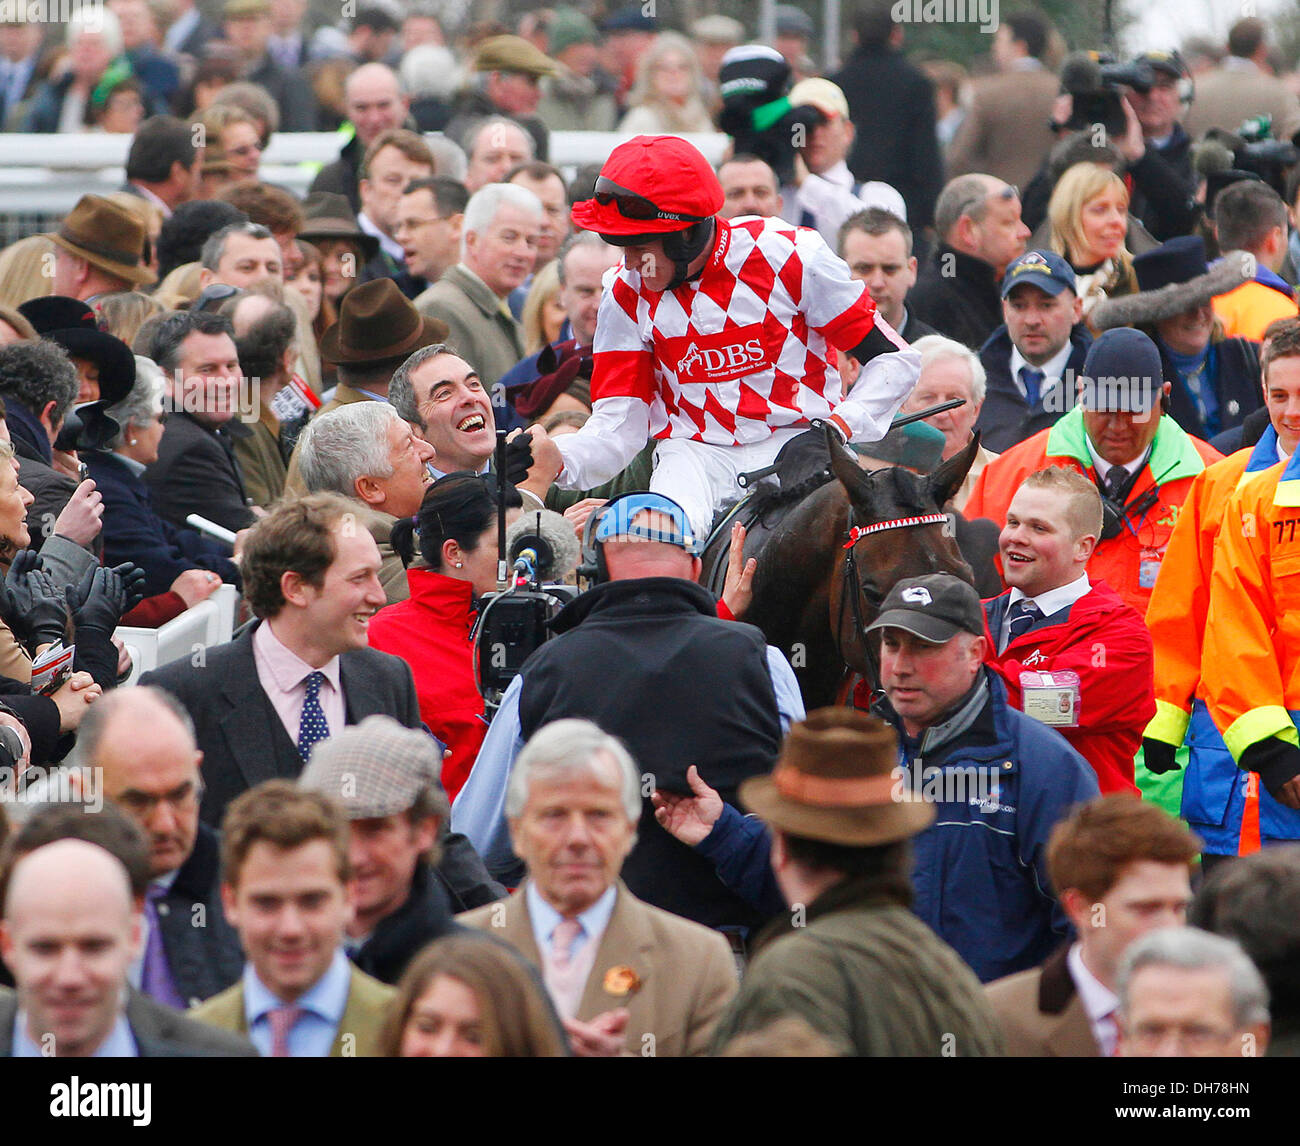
[1117,52,1200,243]
[1047,51,1199,243]
[452,491,803,937]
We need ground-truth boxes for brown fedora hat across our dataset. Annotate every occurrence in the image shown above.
[319,278,449,364]
[298,192,380,261]
[740,708,934,847]
[47,194,156,286]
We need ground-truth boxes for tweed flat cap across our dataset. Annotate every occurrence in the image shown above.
[299,715,447,819]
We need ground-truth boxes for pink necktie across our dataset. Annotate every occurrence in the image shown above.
[268,1003,302,1058]
[551,918,582,969]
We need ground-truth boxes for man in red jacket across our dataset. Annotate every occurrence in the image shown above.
[982,466,1155,794]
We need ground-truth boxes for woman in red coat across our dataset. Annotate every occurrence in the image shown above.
[369,473,521,802]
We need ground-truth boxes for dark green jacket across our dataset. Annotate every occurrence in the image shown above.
[710,873,1004,1057]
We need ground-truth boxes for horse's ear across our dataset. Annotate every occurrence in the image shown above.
[827,422,871,498]
[927,431,981,509]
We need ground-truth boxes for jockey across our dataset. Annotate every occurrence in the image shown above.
[543,134,921,540]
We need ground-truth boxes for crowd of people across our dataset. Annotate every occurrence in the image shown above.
[0,1,1299,1070]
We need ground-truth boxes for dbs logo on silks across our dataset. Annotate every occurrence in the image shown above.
[660,324,771,384]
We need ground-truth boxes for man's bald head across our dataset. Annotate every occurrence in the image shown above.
[7,838,133,917]
[1,838,140,1056]
[229,290,277,336]
[345,63,409,150]
[602,509,702,582]
[77,687,204,879]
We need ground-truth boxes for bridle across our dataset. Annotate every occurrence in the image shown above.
[835,506,950,693]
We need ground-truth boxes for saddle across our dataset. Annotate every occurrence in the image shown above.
[700,433,837,598]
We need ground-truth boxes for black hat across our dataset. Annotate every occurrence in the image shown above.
[1133,235,1209,293]
[1078,328,1163,413]
[1091,235,1251,332]
[17,296,135,406]
[866,573,984,644]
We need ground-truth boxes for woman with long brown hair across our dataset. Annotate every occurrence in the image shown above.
[379,933,569,1057]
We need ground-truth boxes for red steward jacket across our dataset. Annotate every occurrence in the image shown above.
[367,568,486,802]
[983,580,1155,795]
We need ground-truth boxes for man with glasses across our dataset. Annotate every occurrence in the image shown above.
[397,177,468,295]
[74,686,245,1007]
[531,134,920,542]
[908,174,1031,351]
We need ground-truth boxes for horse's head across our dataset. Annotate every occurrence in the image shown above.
[827,426,979,678]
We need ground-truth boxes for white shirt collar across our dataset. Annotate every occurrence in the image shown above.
[1068,942,1120,1053]
[1007,571,1091,616]
[816,159,855,190]
[1086,437,1149,484]
[526,881,618,954]
[356,211,404,263]
[1009,338,1075,400]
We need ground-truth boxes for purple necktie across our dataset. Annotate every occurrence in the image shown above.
[141,884,186,1009]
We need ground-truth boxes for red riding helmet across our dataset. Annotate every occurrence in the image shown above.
[571,135,725,237]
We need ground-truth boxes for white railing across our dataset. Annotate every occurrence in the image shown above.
[114,583,239,684]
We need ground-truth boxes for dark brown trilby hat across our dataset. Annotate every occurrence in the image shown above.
[319,277,448,365]
[741,708,934,846]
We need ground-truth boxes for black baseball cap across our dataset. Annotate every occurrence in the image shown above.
[866,573,984,645]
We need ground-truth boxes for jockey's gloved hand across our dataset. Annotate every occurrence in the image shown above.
[774,421,843,489]
[503,433,535,485]
[1141,738,1180,775]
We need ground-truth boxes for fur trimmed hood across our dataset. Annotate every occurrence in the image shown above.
[1091,250,1254,330]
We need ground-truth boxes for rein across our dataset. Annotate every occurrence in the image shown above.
[836,506,950,698]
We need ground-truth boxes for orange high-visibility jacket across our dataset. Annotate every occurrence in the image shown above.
[965,408,1222,615]
[1144,441,1273,747]
[1204,454,1300,761]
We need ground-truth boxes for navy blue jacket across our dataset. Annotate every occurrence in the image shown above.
[85,450,239,598]
[1152,334,1261,443]
[976,323,1093,454]
[690,669,1098,982]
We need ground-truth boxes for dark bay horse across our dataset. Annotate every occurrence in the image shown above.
[707,430,979,709]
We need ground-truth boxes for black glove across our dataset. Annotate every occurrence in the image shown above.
[1238,737,1300,801]
[1141,738,1181,775]
[110,562,147,613]
[0,549,68,648]
[773,421,844,489]
[504,433,535,485]
[65,563,137,641]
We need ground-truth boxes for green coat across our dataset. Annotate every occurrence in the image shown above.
[233,406,288,510]
[710,874,1005,1057]
[190,964,395,1057]
[414,264,526,389]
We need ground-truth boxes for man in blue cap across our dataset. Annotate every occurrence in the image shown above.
[452,491,803,938]
[976,249,1094,453]
[967,326,1223,613]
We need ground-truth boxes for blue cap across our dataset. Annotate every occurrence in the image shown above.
[1079,328,1164,413]
[1001,249,1077,299]
[592,492,700,554]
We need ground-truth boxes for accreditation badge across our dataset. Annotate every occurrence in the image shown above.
[1020,670,1081,728]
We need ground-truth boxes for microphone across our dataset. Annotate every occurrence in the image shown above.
[506,509,580,582]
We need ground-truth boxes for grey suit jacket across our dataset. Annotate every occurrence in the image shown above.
[0,987,259,1057]
[140,621,422,828]
[414,263,526,388]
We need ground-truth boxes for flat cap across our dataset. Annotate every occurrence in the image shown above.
[299,715,448,820]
